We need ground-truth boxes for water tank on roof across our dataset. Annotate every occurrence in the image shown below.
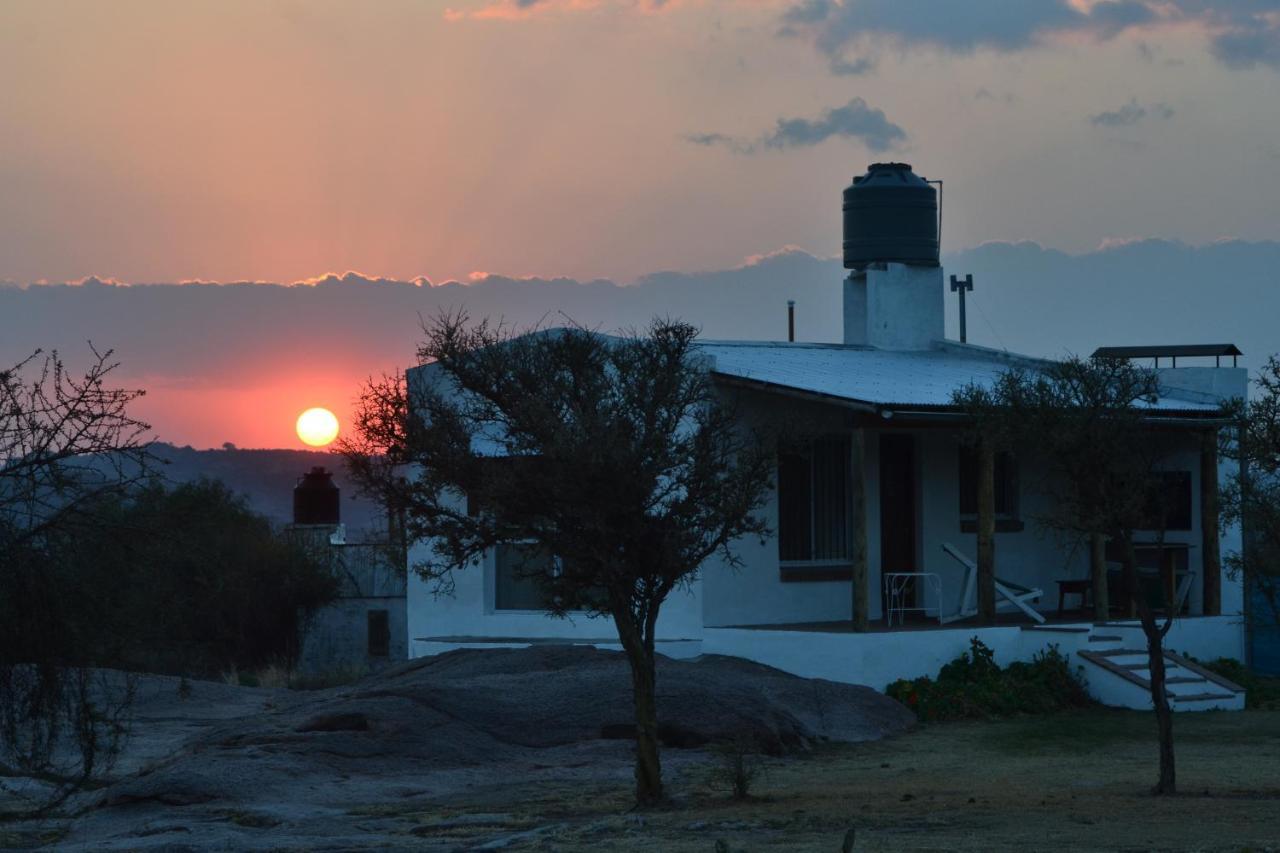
[842,162,939,269]
[293,466,340,525]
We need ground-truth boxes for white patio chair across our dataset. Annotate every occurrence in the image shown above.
[939,542,1047,624]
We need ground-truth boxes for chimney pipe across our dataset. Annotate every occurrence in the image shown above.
[787,300,795,342]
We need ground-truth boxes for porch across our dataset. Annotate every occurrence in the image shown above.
[704,395,1229,632]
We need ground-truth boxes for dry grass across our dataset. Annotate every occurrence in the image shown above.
[215,662,368,690]
[418,709,1280,852]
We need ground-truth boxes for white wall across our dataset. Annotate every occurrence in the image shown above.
[703,614,1244,692]
[405,537,704,654]
[298,597,407,674]
[701,393,871,627]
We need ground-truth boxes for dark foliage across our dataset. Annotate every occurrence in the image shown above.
[952,356,1190,794]
[886,638,1092,722]
[1,349,338,814]
[341,314,775,806]
[0,348,151,813]
[1197,658,1280,710]
[56,478,339,676]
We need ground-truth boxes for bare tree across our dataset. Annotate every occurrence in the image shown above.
[0,347,153,814]
[954,356,1190,794]
[341,314,773,806]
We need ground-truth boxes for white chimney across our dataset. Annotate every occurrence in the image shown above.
[843,263,944,350]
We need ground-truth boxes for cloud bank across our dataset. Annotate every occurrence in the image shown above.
[779,0,1280,73]
[1089,98,1175,127]
[687,97,907,154]
[4,240,1279,447]
[446,0,1280,75]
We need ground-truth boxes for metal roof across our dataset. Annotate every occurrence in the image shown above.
[698,340,1219,413]
[1092,344,1242,359]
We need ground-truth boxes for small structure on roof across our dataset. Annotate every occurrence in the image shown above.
[1092,344,1242,368]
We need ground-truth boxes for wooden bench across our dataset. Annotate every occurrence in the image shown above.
[1056,579,1091,616]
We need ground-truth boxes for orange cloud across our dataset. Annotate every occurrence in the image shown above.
[445,0,701,22]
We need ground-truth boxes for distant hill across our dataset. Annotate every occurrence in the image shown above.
[146,443,386,539]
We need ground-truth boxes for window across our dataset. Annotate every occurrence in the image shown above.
[958,446,1019,519]
[777,436,852,564]
[1139,471,1193,531]
[494,542,555,610]
[367,610,390,657]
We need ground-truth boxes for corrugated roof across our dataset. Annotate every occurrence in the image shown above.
[697,340,1219,413]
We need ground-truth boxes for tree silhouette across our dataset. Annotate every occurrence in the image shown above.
[342,314,773,806]
[0,347,153,814]
[954,356,1189,794]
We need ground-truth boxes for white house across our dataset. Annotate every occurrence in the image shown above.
[288,467,408,674]
[404,164,1249,711]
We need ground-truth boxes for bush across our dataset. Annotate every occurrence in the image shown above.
[1197,657,1280,710]
[53,478,339,677]
[886,637,1092,721]
[709,734,764,800]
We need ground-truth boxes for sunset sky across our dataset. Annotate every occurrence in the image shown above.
[3,1,1279,447]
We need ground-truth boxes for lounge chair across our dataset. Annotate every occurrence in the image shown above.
[939,542,1046,624]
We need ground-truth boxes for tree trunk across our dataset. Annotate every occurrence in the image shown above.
[613,609,664,807]
[627,647,664,806]
[1090,532,1109,621]
[976,439,997,625]
[1124,538,1176,795]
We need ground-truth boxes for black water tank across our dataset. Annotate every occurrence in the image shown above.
[293,467,340,525]
[842,162,939,269]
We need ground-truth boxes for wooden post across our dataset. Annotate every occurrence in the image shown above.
[851,429,869,632]
[1090,532,1109,621]
[977,438,997,624]
[1201,428,1221,616]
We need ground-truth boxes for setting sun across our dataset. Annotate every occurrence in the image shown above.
[296,407,339,447]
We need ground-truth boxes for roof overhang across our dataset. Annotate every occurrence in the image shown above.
[712,371,1229,425]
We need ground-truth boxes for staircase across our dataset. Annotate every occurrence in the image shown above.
[1077,624,1246,712]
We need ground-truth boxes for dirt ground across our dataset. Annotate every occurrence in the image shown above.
[4,667,1279,851]
[393,709,1280,853]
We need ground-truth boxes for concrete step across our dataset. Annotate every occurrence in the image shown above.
[1088,634,1123,642]
[1170,692,1236,703]
[1077,648,1248,712]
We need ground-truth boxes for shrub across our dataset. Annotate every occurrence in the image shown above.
[65,478,339,676]
[1197,657,1280,710]
[886,637,1092,721]
[709,734,764,800]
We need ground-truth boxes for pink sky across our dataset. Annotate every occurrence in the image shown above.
[2,1,1278,445]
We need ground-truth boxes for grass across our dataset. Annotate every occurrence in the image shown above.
[420,708,1280,852]
[217,662,368,691]
[985,706,1280,755]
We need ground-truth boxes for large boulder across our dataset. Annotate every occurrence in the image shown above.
[97,646,912,812]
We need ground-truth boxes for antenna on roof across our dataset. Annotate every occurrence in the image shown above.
[949,274,973,343]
